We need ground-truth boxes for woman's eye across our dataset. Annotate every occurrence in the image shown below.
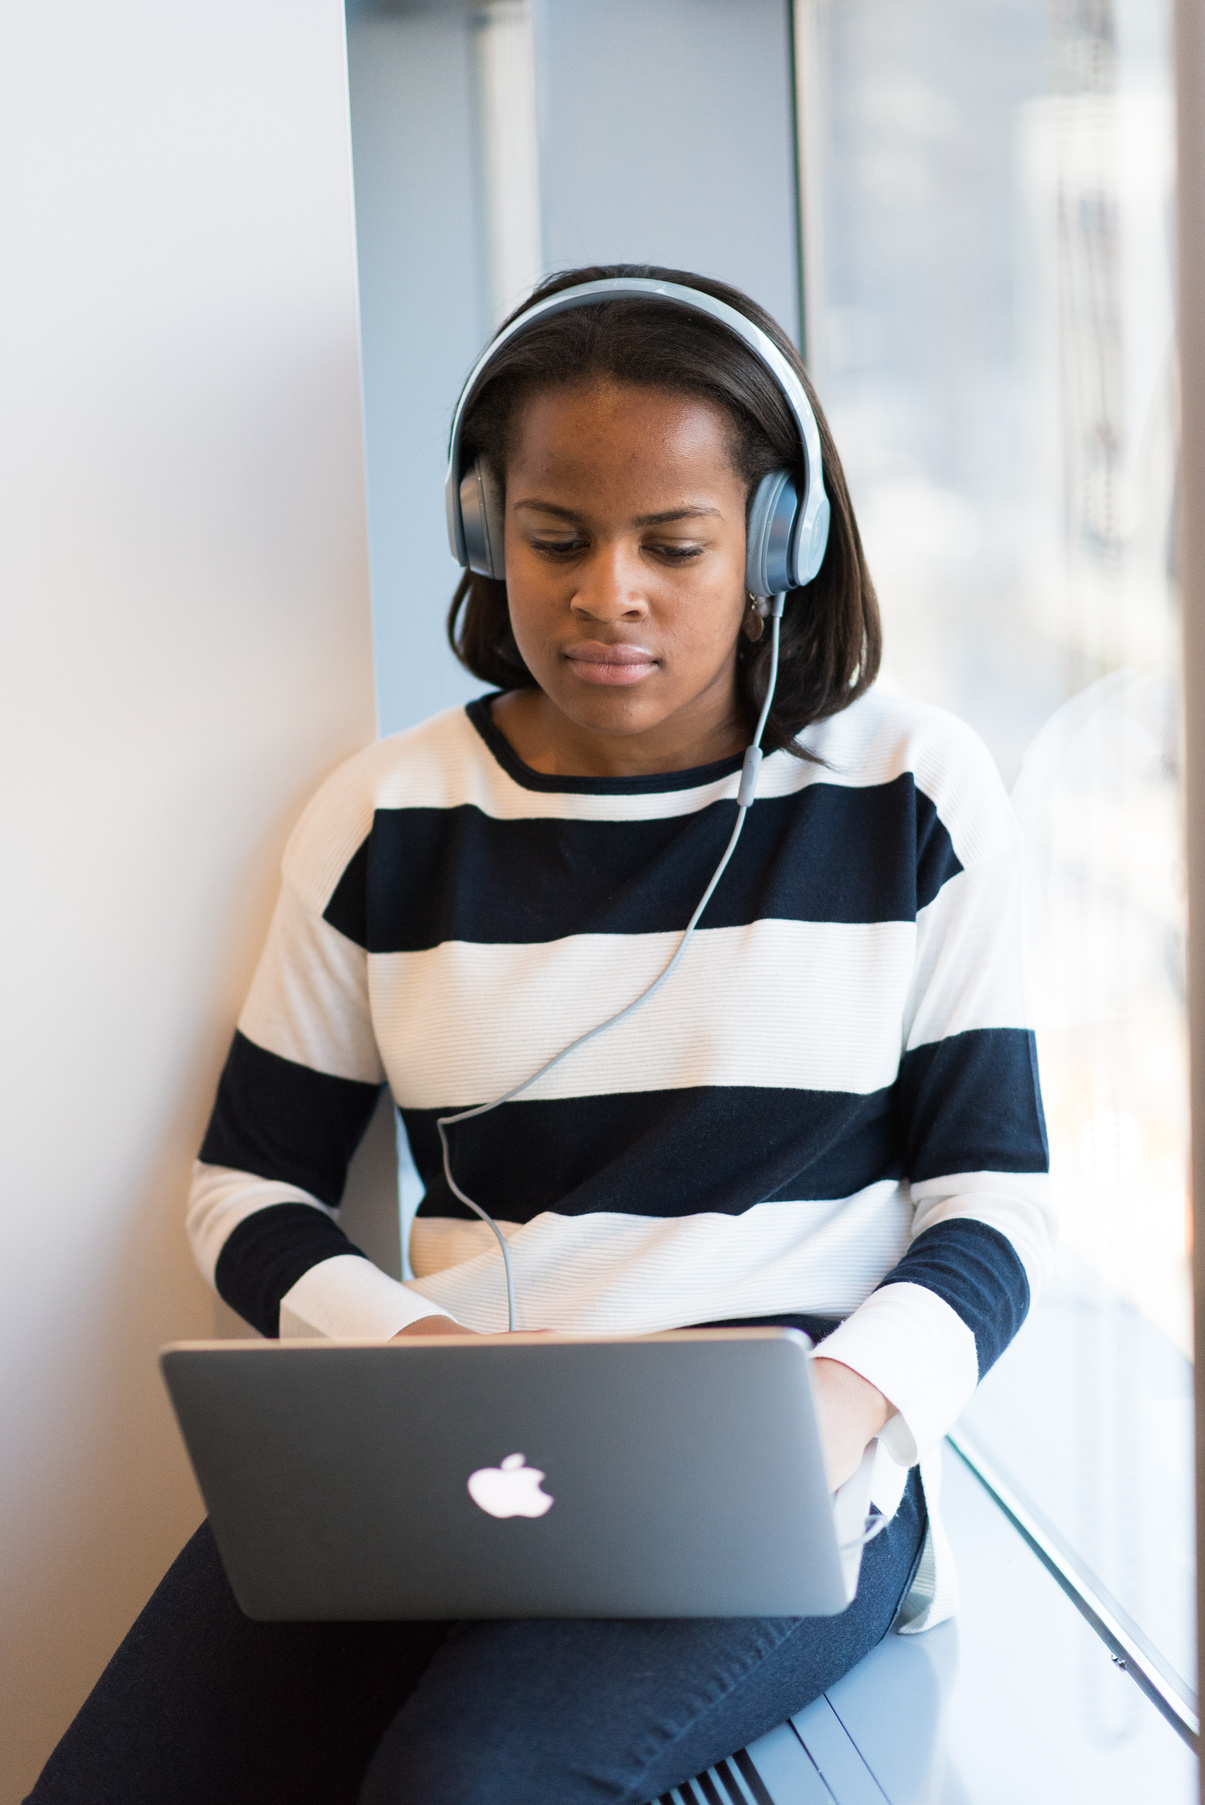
[526,536,705,561]
[530,537,587,557]
[649,542,706,562]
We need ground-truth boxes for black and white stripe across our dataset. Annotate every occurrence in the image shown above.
[188,689,1054,1626]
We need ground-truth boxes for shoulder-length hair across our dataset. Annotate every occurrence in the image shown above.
[447,263,881,756]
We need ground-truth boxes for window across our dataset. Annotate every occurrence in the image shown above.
[795,0,1191,1734]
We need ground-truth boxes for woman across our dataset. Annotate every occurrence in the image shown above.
[30,265,1053,1804]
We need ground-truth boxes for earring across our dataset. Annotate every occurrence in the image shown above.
[742,594,766,642]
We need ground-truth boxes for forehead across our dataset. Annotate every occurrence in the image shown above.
[506,378,743,483]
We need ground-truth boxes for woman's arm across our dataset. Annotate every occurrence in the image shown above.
[188,748,463,1342]
[808,723,1055,1473]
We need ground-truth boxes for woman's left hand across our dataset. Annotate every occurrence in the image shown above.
[810,1357,893,1492]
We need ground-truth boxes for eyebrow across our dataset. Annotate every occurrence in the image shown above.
[511,500,723,526]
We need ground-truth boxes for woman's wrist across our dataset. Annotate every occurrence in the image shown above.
[810,1356,893,1491]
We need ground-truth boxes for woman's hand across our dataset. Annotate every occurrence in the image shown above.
[388,1317,551,1341]
[810,1357,892,1492]
[389,1316,473,1339]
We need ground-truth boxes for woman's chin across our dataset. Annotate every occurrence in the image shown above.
[551,686,665,738]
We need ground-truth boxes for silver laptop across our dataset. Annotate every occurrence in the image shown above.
[160,1328,872,1621]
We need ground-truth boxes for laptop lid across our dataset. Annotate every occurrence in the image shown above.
[160,1329,863,1621]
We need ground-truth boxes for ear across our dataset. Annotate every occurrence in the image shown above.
[460,457,506,580]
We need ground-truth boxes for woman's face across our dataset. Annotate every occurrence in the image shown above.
[498,378,750,772]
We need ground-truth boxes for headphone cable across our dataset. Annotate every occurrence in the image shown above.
[435,595,786,1332]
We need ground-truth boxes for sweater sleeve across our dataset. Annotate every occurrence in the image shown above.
[187,757,459,1339]
[817,728,1055,1463]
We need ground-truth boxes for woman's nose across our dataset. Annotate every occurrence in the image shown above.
[570,545,648,621]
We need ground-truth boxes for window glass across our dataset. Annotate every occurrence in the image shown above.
[796,0,1190,1717]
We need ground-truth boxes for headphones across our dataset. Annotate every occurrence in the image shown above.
[445,276,831,597]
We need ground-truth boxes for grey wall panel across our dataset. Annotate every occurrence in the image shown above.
[346,1,489,735]
[347,0,803,738]
[533,0,801,346]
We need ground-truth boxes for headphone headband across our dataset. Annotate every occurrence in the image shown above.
[445,276,830,591]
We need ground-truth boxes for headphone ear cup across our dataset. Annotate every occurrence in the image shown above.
[792,491,831,588]
[745,469,800,598]
[459,457,506,579]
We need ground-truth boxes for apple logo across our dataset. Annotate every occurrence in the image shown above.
[466,1452,554,1519]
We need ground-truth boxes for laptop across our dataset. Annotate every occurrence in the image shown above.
[160,1328,874,1621]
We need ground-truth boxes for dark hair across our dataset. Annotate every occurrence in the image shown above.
[446,263,881,756]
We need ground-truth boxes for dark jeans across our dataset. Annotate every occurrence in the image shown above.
[27,1469,924,1805]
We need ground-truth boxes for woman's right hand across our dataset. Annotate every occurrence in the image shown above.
[390,1316,473,1339]
[388,1316,551,1340]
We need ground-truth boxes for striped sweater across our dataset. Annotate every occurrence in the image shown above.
[189,689,1054,1623]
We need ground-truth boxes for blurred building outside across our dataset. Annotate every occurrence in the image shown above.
[796,0,1192,1721]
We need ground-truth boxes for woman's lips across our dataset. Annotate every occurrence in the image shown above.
[562,642,658,687]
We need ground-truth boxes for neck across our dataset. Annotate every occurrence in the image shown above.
[490,685,748,779]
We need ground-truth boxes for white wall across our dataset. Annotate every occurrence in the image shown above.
[0,3,377,1795]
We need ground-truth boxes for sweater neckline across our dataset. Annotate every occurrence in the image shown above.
[466,695,746,797]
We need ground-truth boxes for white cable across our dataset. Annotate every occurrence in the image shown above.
[436,597,787,1331]
[839,1512,892,1553]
